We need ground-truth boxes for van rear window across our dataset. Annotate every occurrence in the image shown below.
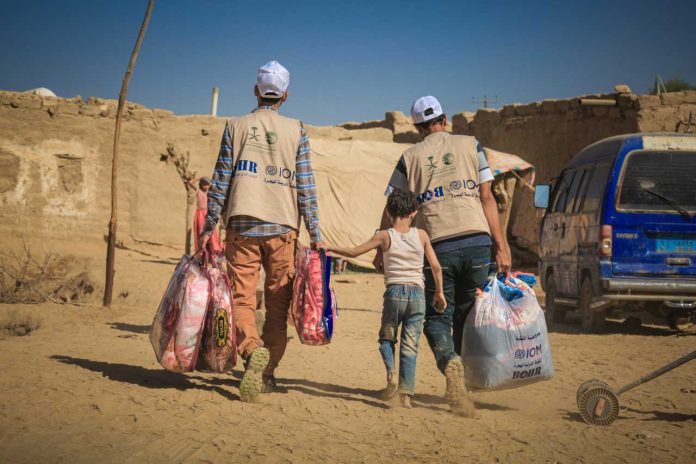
[617,150,696,213]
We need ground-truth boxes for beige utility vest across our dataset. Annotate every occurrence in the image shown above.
[224,109,302,229]
[402,132,490,242]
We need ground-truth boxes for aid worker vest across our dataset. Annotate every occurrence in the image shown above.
[402,132,490,242]
[224,109,302,229]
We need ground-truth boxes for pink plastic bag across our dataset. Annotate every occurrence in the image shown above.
[150,256,209,372]
[290,247,337,345]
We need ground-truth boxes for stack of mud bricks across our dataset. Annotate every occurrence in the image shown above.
[0,91,173,121]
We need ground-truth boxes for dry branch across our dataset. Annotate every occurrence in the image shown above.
[0,244,93,306]
[160,143,197,254]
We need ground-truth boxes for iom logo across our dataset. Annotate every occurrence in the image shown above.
[515,345,542,359]
[265,165,295,180]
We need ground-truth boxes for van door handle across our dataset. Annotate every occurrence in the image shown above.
[666,257,691,266]
[553,223,559,231]
[561,223,566,238]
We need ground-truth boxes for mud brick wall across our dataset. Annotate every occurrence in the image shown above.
[636,92,696,132]
[450,91,696,255]
[0,91,226,250]
[2,89,694,260]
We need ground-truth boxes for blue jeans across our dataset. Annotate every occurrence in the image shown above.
[379,284,426,395]
[424,246,491,373]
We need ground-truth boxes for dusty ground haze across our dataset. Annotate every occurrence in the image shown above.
[1,245,695,463]
[1,90,695,463]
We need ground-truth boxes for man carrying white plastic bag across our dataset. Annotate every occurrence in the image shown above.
[462,273,554,390]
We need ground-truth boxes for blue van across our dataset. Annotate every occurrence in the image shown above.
[535,133,696,331]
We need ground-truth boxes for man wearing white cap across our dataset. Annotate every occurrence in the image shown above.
[377,96,510,415]
[201,60,323,402]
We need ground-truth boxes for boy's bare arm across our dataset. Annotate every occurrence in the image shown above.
[327,231,389,259]
[379,205,390,230]
[372,204,390,272]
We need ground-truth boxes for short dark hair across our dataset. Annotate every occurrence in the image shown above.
[386,189,419,218]
[414,114,446,131]
[259,96,283,106]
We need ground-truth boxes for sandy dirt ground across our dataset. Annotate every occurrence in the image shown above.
[1,247,695,464]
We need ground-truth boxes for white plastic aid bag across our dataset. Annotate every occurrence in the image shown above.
[461,275,554,390]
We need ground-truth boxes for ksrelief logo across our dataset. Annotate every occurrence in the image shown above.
[450,180,462,191]
[266,165,278,176]
[266,131,278,145]
[426,155,438,172]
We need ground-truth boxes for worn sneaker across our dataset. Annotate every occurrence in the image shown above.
[239,347,269,403]
[261,374,277,393]
[382,372,398,400]
[444,357,476,417]
[400,394,412,409]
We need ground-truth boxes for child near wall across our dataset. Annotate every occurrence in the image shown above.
[325,190,446,407]
[189,177,222,255]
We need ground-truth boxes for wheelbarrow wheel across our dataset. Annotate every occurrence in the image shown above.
[576,378,610,404]
[577,380,620,426]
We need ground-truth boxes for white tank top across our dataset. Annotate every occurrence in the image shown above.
[383,227,425,288]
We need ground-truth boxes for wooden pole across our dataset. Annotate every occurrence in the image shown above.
[211,86,219,116]
[104,0,155,307]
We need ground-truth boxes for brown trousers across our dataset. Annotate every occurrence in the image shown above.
[225,229,296,372]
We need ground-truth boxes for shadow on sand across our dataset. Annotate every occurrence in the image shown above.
[622,406,696,422]
[50,355,517,412]
[562,406,695,424]
[547,319,694,337]
[107,322,151,334]
[139,258,180,266]
[50,355,240,401]
[562,410,631,424]
[277,377,514,413]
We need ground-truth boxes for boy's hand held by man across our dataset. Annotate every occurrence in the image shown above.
[433,291,447,313]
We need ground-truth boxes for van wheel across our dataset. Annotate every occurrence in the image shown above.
[667,311,691,331]
[545,273,566,323]
[580,277,605,332]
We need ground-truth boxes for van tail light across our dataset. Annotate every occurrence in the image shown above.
[600,225,613,257]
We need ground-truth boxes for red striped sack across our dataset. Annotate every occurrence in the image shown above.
[290,248,337,345]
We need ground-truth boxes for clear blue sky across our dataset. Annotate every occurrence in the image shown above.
[1,0,695,125]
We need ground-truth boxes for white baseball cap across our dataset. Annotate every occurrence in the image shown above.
[410,96,443,124]
[256,60,290,99]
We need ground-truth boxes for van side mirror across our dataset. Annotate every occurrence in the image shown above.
[535,184,550,208]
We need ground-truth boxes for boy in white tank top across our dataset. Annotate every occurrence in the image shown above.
[326,190,445,407]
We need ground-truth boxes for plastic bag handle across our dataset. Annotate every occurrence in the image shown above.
[490,274,503,297]
[198,249,225,270]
